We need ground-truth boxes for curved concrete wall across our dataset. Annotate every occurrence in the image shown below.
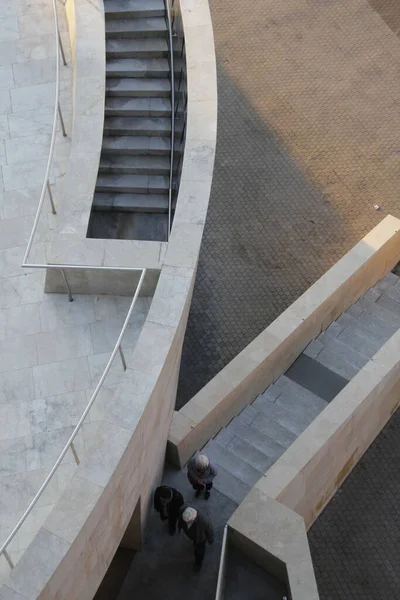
[0,1,217,598]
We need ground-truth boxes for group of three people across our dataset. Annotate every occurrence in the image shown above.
[154,452,217,572]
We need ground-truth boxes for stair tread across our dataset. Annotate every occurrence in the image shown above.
[106,38,168,58]
[99,154,169,173]
[256,399,315,437]
[106,57,169,76]
[102,135,170,154]
[226,436,275,473]
[315,348,361,380]
[356,296,400,328]
[269,375,329,413]
[105,96,171,117]
[104,116,171,134]
[284,356,348,403]
[202,439,263,489]
[104,0,164,18]
[242,408,298,447]
[316,336,370,370]
[106,77,171,97]
[224,418,288,457]
[342,311,398,346]
[211,464,251,506]
[105,17,167,37]
[96,173,169,192]
[93,192,168,212]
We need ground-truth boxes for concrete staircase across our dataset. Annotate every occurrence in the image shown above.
[205,272,400,505]
[89,0,172,241]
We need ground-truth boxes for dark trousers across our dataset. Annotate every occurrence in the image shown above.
[192,482,213,492]
[168,512,178,534]
[194,541,206,565]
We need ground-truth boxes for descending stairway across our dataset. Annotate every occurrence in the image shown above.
[205,272,400,505]
[88,0,172,241]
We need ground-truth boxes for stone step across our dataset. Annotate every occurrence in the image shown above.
[104,0,165,19]
[315,348,361,380]
[225,436,275,473]
[105,96,171,117]
[219,417,287,458]
[376,293,400,317]
[106,77,171,97]
[99,154,170,175]
[93,192,169,213]
[211,464,251,506]
[373,272,399,293]
[202,439,263,489]
[251,400,313,437]
[284,354,348,402]
[356,296,400,328]
[106,57,169,78]
[239,403,297,447]
[270,375,328,414]
[102,135,170,155]
[106,38,168,59]
[103,116,171,137]
[345,311,398,346]
[316,336,370,370]
[95,173,169,194]
[105,17,167,39]
[336,326,381,359]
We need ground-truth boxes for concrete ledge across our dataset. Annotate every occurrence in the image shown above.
[228,490,319,600]
[168,215,400,467]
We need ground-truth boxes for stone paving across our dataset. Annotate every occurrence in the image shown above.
[308,406,400,598]
[0,0,150,579]
[177,0,400,406]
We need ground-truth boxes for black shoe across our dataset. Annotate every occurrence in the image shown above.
[204,491,210,500]
[195,488,202,498]
[193,563,202,573]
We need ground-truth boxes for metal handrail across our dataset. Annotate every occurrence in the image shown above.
[23,0,67,267]
[215,524,229,600]
[0,268,147,569]
[164,0,175,241]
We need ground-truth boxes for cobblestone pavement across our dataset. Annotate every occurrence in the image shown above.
[308,407,400,598]
[177,0,400,407]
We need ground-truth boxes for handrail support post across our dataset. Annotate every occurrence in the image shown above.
[119,345,127,371]
[58,102,67,137]
[47,181,56,214]
[58,27,67,66]
[61,269,74,302]
[3,549,14,570]
[70,442,80,465]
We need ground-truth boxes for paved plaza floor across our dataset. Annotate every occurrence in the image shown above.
[177,0,400,406]
[0,0,150,579]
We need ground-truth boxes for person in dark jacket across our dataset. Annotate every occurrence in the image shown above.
[178,506,214,572]
[154,485,184,535]
[187,452,218,499]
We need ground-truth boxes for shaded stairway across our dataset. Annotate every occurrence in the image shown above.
[204,271,400,505]
[88,0,172,241]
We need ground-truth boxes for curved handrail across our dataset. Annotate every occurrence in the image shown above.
[0,268,147,568]
[22,0,62,266]
[164,0,175,240]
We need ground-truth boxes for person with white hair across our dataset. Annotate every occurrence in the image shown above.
[187,451,218,499]
[178,506,214,572]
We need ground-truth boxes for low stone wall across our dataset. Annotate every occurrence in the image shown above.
[0,0,217,598]
[168,215,400,467]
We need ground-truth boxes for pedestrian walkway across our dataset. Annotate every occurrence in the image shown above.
[117,464,285,600]
[0,0,150,578]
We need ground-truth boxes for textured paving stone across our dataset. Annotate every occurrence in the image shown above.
[308,407,400,599]
[177,0,400,407]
